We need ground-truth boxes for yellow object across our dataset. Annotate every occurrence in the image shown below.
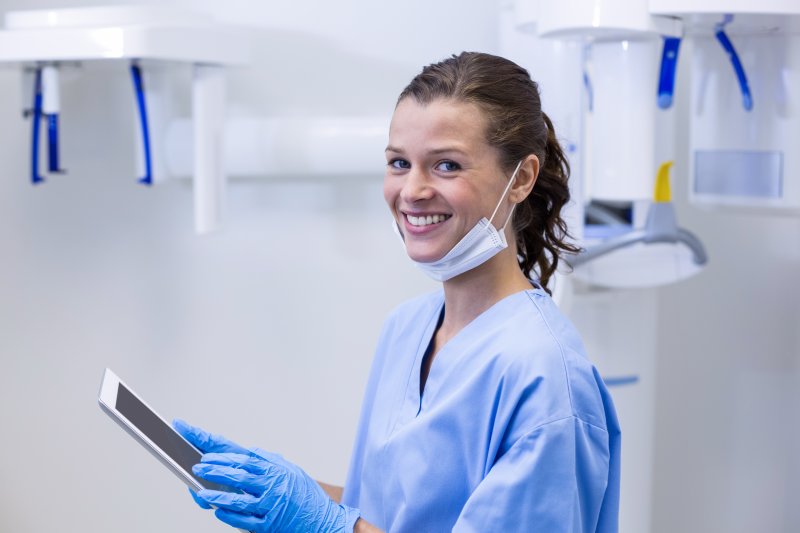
[654,161,673,203]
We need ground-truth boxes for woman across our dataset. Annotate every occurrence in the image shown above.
[175,51,620,532]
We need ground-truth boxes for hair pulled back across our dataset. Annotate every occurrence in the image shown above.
[397,51,578,291]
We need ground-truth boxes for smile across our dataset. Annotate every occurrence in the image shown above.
[406,214,451,227]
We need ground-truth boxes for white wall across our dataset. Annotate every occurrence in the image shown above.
[0,1,497,532]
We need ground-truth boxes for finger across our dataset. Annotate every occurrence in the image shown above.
[188,488,213,510]
[197,489,260,514]
[214,508,268,531]
[249,447,286,464]
[201,453,268,476]
[172,419,249,455]
[193,463,266,495]
[248,449,305,479]
[248,448,301,477]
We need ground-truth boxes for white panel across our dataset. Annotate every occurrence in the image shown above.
[650,0,800,16]
[536,0,680,38]
[589,38,660,201]
[689,32,800,212]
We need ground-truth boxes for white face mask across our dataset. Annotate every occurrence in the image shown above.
[393,160,523,282]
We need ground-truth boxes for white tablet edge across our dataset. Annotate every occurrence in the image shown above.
[97,367,203,492]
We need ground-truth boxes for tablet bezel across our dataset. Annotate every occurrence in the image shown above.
[98,368,204,492]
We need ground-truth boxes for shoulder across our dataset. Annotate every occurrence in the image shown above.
[506,289,584,354]
[490,290,610,432]
[487,289,582,371]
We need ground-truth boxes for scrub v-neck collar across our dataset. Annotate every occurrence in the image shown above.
[393,288,541,429]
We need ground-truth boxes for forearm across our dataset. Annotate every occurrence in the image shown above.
[317,481,344,503]
[315,482,383,533]
[354,518,384,533]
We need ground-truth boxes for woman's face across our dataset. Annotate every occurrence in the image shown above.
[384,97,515,264]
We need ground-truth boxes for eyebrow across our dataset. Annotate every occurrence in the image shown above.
[384,145,469,156]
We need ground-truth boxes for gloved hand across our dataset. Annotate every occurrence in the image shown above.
[174,418,249,511]
[173,419,360,533]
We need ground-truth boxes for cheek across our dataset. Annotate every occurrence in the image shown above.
[383,177,399,210]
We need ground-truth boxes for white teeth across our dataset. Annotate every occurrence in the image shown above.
[407,214,449,227]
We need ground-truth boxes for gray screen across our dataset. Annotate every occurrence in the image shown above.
[694,150,783,198]
[115,383,233,493]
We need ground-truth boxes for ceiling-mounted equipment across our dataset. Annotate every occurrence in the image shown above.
[0,5,252,233]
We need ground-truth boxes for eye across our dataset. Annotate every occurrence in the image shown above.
[388,158,410,170]
[435,160,461,172]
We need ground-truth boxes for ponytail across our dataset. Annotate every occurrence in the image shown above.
[512,113,579,292]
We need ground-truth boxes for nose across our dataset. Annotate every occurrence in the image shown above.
[400,168,435,204]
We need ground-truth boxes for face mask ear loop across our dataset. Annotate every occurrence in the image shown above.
[489,160,524,226]
[501,203,517,232]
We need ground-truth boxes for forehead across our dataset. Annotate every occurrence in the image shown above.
[389,97,489,151]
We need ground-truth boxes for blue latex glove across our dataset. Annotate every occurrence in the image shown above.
[174,419,360,533]
[174,418,249,511]
[189,486,212,510]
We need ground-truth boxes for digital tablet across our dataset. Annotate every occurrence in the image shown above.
[97,368,234,494]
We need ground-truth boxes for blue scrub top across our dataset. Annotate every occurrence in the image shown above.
[342,287,620,532]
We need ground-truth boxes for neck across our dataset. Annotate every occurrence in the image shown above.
[439,245,532,338]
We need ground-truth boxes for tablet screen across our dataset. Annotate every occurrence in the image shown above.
[115,383,232,493]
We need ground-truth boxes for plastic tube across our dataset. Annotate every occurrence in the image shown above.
[715,16,753,111]
[130,62,153,185]
[30,67,44,184]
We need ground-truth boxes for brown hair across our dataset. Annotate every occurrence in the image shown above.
[397,51,578,291]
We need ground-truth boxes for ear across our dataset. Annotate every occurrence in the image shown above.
[509,154,539,203]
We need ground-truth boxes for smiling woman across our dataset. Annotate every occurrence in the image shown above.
[388,52,580,290]
[174,52,620,533]
[384,97,516,269]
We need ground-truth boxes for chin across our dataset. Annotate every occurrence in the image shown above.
[406,247,446,264]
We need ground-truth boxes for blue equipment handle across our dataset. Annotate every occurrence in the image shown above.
[47,114,65,173]
[582,44,594,113]
[30,67,45,185]
[130,62,153,185]
[715,19,753,111]
[657,37,681,109]
[603,375,640,388]
[583,70,593,112]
